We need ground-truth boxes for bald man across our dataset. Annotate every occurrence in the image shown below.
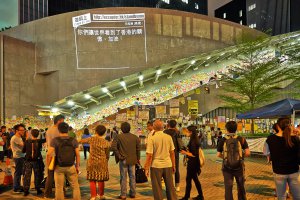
[144,120,177,200]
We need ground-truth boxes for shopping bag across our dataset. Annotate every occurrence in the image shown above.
[135,164,148,183]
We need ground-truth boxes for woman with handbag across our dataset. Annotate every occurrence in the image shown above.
[80,125,111,200]
[180,126,204,200]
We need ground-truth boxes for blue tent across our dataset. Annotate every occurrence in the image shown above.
[236,98,300,119]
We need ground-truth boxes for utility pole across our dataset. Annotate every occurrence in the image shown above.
[0,34,4,124]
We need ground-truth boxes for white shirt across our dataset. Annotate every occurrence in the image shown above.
[146,131,175,168]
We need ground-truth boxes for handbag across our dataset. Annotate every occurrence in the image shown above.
[135,164,148,183]
[48,156,56,171]
[199,148,205,168]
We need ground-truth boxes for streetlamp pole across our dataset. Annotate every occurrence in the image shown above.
[0,34,4,124]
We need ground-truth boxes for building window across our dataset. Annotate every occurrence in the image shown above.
[248,3,256,11]
[240,20,243,25]
[195,3,199,9]
[162,0,170,4]
[239,10,243,17]
[182,0,188,4]
[223,13,226,19]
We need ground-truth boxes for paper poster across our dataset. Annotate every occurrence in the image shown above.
[155,106,166,115]
[188,100,198,116]
[169,99,179,107]
[238,122,243,131]
[139,110,149,120]
[170,108,180,116]
[245,124,251,131]
[218,122,226,130]
[127,110,136,120]
[217,116,226,123]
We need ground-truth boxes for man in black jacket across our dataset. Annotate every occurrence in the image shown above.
[164,120,183,192]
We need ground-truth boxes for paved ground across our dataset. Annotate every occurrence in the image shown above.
[0,149,280,200]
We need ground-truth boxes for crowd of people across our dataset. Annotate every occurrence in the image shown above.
[0,114,299,200]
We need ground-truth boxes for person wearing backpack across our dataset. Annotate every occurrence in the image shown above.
[44,114,65,198]
[46,122,81,200]
[23,129,46,196]
[180,125,204,200]
[164,119,184,192]
[217,121,250,200]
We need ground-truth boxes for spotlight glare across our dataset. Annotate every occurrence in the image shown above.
[191,60,196,64]
[156,69,162,75]
[68,100,75,106]
[120,81,126,87]
[139,75,144,81]
[51,107,59,112]
[84,94,91,99]
[102,87,108,93]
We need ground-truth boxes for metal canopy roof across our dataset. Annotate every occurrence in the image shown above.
[37,31,300,116]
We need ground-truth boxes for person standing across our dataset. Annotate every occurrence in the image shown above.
[211,127,216,147]
[68,126,76,139]
[23,129,46,196]
[10,124,26,193]
[80,125,111,200]
[164,119,183,192]
[217,121,250,200]
[82,128,92,160]
[180,125,204,200]
[112,122,140,200]
[44,114,65,199]
[266,118,300,200]
[46,122,81,200]
[144,120,177,200]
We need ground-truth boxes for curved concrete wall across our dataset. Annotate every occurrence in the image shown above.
[0,7,263,117]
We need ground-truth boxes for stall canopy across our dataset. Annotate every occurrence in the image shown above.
[236,98,300,119]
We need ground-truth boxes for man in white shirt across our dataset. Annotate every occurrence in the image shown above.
[44,114,65,198]
[144,120,177,200]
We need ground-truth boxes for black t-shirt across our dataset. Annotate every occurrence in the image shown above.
[266,134,299,175]
[217,135,249,153]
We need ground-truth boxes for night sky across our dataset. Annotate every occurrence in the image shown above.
[0,0,18,29]
[0,0,230,29]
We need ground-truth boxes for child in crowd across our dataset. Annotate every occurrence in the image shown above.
[23,129,46,196]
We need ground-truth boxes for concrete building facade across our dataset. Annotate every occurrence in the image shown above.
[0,7,262,123]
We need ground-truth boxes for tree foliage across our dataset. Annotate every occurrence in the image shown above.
[219,35,300,114]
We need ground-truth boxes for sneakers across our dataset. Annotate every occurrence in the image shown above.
[118,195,126,200]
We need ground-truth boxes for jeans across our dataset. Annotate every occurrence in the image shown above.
[274,172,300,200]
[54,165,81,200]
[119,160,136,197]
[23,160,43,191]
[13,157,24,190]
[175,152,180,185]
[150,167,178,200]
[222,169,247,200]
[83,146,90,159]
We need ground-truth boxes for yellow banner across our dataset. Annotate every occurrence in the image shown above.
[188,100,198,116]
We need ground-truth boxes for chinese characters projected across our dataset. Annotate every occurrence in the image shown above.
[72,13,147,69]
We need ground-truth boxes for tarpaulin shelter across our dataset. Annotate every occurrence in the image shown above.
[236,98,300,124]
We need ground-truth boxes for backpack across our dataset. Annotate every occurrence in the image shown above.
[223,135,243,170]
[56,137,76,167]
[164,129,183,152]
